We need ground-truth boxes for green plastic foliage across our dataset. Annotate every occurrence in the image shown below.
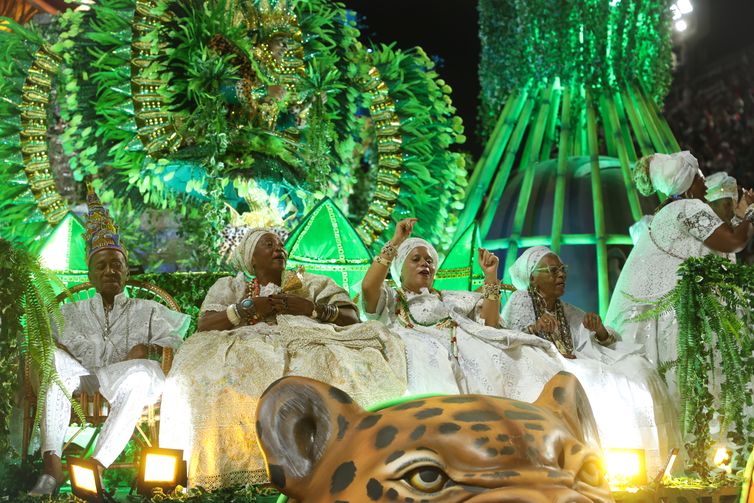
[285,198,372,298]
[434,223,485,292]
[636,255,754,478]
[478,0,673,137]
[0,19,49,244]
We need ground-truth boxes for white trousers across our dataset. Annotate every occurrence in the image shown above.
[40,349,165,467]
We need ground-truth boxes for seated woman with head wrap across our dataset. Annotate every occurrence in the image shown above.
[361,218,563,399]
[159,228,406,489]
[502,246,679,475]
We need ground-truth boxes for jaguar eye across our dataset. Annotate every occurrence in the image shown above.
[576,456,605,487]
[404,466,449,493]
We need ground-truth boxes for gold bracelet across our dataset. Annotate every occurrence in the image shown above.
[481,282,501,302]
[380,242,398,260]
[374,255,392,267]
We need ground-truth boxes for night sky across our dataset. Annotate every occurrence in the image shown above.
[345,0,754,156]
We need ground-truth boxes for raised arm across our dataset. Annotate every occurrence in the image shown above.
[478,248,502,327]
[705,189,754,253]
[361,218,416,314]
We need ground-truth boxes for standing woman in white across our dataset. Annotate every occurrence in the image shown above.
[606,152,754,391]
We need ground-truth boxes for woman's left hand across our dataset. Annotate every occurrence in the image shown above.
[270,294,315,316]
[478,248,499,278]
[583,312,610,340]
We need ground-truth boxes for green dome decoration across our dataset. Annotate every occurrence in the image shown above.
[434,223,485,293]
[285,197,371,298]
[0,0,466,269]
[37,212,89,289]
[462,0,678,316]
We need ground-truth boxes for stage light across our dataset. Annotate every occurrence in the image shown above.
[675,20,688,32]
[137,447,187,496]
[713,446,733,474]
[605,448,647,488]
[676,0,693,15]
[68,457,107,503]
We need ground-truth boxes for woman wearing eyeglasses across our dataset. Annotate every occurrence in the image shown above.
[502,246,679,476]
[502,247,619,359]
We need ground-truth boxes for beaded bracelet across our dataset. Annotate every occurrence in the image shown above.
[380,241,398,260]
[481,282,502,302]
[374,255,392,267]
[745,204,754,223]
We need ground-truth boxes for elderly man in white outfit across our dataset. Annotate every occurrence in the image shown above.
[29,185,189,496]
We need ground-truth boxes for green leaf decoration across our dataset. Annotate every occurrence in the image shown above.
[640,254,754,478]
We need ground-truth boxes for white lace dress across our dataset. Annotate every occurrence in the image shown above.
[503,291,680,474]
[364,285,564,402]
[606,199,728,392]
[159,271,407,489]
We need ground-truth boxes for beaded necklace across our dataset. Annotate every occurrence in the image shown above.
[395,288,459,358]
[528,287,575,359]
[244,278,262,325]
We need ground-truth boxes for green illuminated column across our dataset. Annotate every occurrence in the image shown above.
[469,0,677,316]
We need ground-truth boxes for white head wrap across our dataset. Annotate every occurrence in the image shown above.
[390,238,439,288]
[233,227,273,276]
[509,246,556,291]
[705,171,738,202]
[649,151,699,196]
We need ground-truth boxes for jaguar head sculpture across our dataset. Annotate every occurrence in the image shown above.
[256,372,613,502]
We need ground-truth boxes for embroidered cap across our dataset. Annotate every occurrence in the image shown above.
[84,183,127,263]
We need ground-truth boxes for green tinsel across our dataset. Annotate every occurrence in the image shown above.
[477,0,673,139]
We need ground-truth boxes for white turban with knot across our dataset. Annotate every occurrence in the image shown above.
[509,246,556,291]
[390,238,440,288]
[649,151,700,196]
[233,227,273,276]
[705,171,738,202]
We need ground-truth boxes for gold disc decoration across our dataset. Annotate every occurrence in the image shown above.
[19,44,68,225]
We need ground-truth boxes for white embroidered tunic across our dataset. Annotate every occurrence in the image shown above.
[53,292,188,370]
[606,198,727,369]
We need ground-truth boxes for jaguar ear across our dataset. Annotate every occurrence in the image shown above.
[533,372,602,449]
[256,377,361,498]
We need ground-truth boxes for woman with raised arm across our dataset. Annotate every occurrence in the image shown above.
[361,218,561,398]
[159,228,406,489]
[606,152,754,380]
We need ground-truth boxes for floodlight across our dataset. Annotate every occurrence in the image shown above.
[137,447,187,496]
[605,448,647,488]
[68,457,108,503]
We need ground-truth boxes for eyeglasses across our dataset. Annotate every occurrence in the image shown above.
[533,265,568,276]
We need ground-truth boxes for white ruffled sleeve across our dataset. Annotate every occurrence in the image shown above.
[679,198,724,241]
[361,281,397,323]
[200,273,246,314]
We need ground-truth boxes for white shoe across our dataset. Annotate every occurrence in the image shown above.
[28,474,59,497]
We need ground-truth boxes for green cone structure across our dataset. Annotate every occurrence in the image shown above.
[285,198,372,298]
[461,0,679,315]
